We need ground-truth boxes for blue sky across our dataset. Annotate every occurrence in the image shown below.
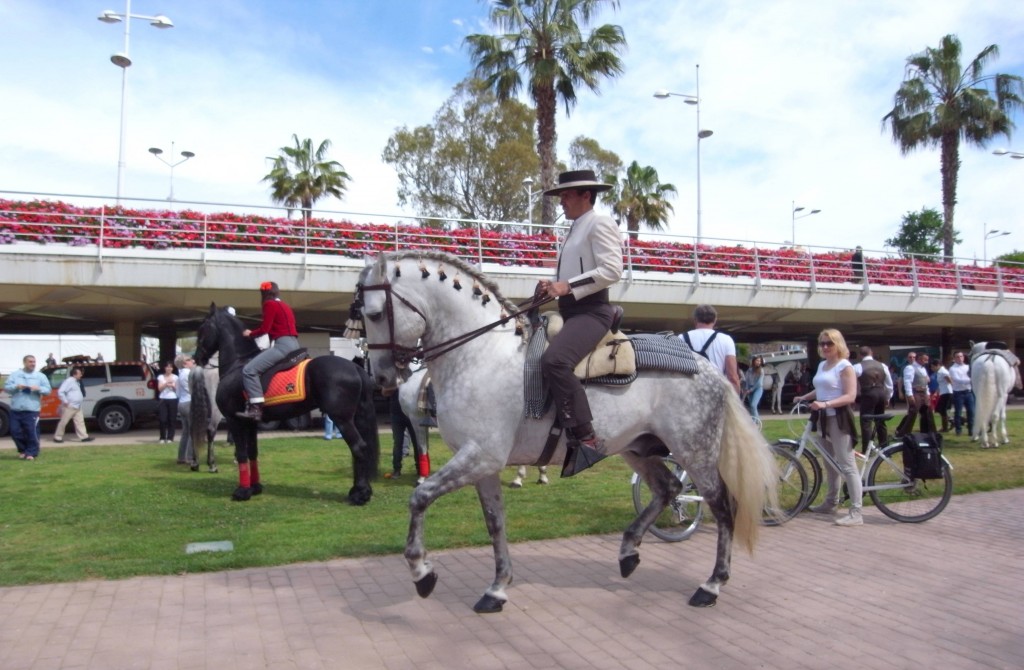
[1,0,1022,260]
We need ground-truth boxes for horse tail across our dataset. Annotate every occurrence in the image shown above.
[971,357,996,440]
[190,365,212,452]
[353,368,381,480]
[717,382,779,554]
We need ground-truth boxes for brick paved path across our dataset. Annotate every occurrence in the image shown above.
[1,489,1022,670]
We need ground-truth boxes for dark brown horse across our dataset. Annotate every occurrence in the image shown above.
[191,304,379,504]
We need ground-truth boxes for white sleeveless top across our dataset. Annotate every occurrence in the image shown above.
[813,359,852,416]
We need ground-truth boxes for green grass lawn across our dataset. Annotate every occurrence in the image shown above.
[1,410,1021,587]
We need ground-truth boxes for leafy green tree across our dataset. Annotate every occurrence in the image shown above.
[262,135,350,223]
[607,161,677,240]
[465,0,626,227]
[569,135,622,182]
[382,79,539,227]
[884,207,961,260]
[994,250,1024,267]
[882,34,1024,261]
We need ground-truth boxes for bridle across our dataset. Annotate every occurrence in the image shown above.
[360,275,554,368]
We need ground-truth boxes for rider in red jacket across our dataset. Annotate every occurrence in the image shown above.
[236,281,300,421]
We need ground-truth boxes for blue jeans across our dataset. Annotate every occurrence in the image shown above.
[323,416,342,439]
[747,386,763,421]
[952,390,974,435]
[10,410,41,457]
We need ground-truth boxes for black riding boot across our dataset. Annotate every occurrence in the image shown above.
[236,403,263,422]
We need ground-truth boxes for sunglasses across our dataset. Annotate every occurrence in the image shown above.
[818,341,834,347]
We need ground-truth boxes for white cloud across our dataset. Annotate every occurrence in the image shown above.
[1,0,1021,260]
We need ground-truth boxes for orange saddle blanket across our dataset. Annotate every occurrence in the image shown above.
[262,359,311,407]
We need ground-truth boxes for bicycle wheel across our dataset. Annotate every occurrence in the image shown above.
[772,439,822,511]
[867,443,953,522]
[787,402,810,438]
[763,445,809,525]
[632,458,704,542]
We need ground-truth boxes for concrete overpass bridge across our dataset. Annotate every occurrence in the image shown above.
[2,242,1020,364]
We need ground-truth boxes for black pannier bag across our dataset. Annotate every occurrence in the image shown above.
[901,432,944,480]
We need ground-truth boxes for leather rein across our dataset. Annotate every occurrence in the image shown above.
[360,278,554,367]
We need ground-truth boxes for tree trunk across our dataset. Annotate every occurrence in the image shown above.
[534,85,558,228]
[939,132,960,262]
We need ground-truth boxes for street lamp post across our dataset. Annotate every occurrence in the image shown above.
[655,63,713,244]
[992,148,1024,160]
[148,141,194,201]
[791,200,821,247]
[98,1,174,204]
[983,222,1011,264]
[522,177,535,235]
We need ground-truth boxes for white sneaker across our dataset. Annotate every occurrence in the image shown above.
[835,509,863,526]
[809,502,838,514]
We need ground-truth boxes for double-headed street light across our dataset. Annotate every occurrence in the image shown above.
[983,222,1011,264]
[993,148,1024,160]
[791,201,821,247]
[98,1,174,204]
[655,63,714,244]
[148,141,194,201]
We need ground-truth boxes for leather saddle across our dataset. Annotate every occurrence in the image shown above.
[543,306,636,380]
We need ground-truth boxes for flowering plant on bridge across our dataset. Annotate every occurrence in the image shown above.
[1,197,1022,294]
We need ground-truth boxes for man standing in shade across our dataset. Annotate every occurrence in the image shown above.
[4,355,52,460]
[949,351,974,436]
[853,346,892,449]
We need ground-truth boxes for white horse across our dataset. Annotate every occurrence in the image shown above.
[359,251,779,613]
[399,367,546,488]
[969,342,1016,448]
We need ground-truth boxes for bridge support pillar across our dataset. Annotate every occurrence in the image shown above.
[157,323,178,366]
[114,321,142,361]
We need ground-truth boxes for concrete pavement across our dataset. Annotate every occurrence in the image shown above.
[1,486,1022,669]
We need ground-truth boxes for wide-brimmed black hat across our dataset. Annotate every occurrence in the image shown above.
[543,169,613,196]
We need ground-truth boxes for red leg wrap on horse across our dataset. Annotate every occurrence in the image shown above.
[250,459,260,484]
[238,462,251,488]
[417,453,431,477]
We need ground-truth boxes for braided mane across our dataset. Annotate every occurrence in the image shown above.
[375,250,520,314]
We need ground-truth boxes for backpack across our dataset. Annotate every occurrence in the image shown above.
[683,331,719,361]
[901,432,944,480]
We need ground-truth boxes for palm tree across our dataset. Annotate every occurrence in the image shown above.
[465,0,626,227]
[608,161,677,240]
[262,134,351,223]
[882,34,1023,261]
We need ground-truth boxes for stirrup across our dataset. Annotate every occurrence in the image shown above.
[560,438,607,478]
[235,404,263,422]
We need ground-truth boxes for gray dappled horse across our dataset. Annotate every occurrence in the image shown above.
[358,251,779,613]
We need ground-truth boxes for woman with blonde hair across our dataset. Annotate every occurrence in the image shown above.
[796,329,862,526]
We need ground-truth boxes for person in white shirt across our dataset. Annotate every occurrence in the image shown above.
[896,352,933,436]
[796,329,862,526]
[931,358,953,432]
[54,366,93,443]
[679,304,741,395]
[948,351,974,436]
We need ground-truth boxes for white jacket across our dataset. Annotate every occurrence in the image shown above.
[555,209,623,301]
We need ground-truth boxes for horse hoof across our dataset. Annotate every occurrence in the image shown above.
[538,476,549,485]
[688,588,718,608]
[208,466,218,474]
[231,486,251,501]
[190,464,199,472]
[473,594,506,614]
[619,554,640,578]
[509,480,523,489]
[251,482,263,495]
[415,572,438,598]
[348,485,372,506]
